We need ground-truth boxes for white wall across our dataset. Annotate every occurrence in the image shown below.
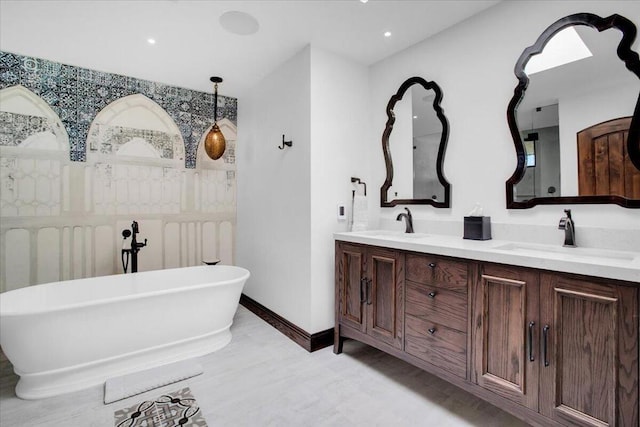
[369,0,640,244]
[309,47,370,332]
[238,45,369,333]
[237,47,313,331]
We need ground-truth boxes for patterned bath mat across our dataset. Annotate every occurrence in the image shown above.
[114,387,207,427]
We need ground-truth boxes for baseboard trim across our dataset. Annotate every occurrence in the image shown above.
[239,294,334,352]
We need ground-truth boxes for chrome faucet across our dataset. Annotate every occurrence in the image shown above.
[558,209,576,247]
[396,207,414,233]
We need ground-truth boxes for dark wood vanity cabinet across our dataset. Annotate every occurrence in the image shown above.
[404,253,469,379]
[472,263,639,427]
[335,240,639,427]
[472,263,540,410]
[334,243,404,351]
[538,274,638,427]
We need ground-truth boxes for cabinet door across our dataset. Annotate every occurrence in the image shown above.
[539,274,638,427]
[366,247,404,349]
[472,264,539,411]
[336,243,366,332]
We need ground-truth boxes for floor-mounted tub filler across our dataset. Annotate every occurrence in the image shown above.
[0,265,250,400]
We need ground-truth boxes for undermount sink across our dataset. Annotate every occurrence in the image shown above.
[493,242,638,262]
[355,230,430,240]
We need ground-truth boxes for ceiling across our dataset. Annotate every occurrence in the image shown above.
[0,0,500,98]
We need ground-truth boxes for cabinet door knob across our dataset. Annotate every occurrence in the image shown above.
[428,291,437,298]
[428,262,436,269]
[428,327,436,335]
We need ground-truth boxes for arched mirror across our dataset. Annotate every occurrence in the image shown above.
[506,13,640,208]
[381,76,450,207]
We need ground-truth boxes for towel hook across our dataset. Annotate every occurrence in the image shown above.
[278,135,293,150]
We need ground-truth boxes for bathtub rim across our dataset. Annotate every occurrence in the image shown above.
[0,265,250,317]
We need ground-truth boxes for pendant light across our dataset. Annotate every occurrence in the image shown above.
[204,76,226,160]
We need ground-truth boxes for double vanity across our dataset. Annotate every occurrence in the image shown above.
[334,231,639,427]
[334,9,640,427]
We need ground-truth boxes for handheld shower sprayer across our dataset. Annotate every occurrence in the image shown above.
[121,221,147,273]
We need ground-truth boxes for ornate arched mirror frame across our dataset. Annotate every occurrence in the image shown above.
[506,13,640,209]
[381,76,451,208]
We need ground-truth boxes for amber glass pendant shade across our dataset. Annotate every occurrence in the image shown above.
[205,123,226,160]
[204,76,225,160]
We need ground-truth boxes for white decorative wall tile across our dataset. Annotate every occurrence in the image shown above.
[164,222,180,269]
[19,158,34,174]
[72,226,83,279]
[62,164,69,211]
[18,202,35,216]
[36,175,50,203]
[37,227,60,285]
[188,222,196,266]
[1,154,62,216]
[18,174,35,203]
[94,225,113,277]
[62,226,71,280]
[85,226,93,277]
[180,223,188,267]
[220,221,233,265]
[5,228,30,290]
[202,222,217,262]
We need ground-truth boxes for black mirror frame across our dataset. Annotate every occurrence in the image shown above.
[506,13,640,209]
[381,76,451,208]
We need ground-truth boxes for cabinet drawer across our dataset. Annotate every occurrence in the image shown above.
[405,315,467,379]
[405,281,467,332]
[406,254,468,293]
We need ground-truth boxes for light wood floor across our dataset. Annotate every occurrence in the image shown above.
[0,306,529,426]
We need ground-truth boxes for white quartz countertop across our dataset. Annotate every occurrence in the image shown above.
[334,230,640,284]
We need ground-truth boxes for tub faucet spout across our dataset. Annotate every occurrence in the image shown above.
[396,207,414,233]
[558,209,576,247]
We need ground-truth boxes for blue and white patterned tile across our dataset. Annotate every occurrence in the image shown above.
[0,69,20,88]
[0,51,237,167]
[0,52,20,69]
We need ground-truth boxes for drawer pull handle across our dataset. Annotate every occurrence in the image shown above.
[428,262,436,269]
[428,291,437,298]
[543,325,550,367]
[428,328,436,335]
[528,321,535,362]
[360,278,367,303]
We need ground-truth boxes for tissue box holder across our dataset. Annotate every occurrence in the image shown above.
[463,216,491,240]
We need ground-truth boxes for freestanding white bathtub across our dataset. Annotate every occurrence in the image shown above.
[0,265,250,400]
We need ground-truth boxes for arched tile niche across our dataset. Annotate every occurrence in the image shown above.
[0,85,70,290]
[86,94,185,216]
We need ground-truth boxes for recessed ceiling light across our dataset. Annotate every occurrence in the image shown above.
[360,0,368,3]
[147,38,156,45]
[413,115,418,119]
[384,31,392,37]
[220,11,260,36]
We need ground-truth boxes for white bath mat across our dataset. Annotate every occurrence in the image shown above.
[114,387,207,427]
[104,360,203,404]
